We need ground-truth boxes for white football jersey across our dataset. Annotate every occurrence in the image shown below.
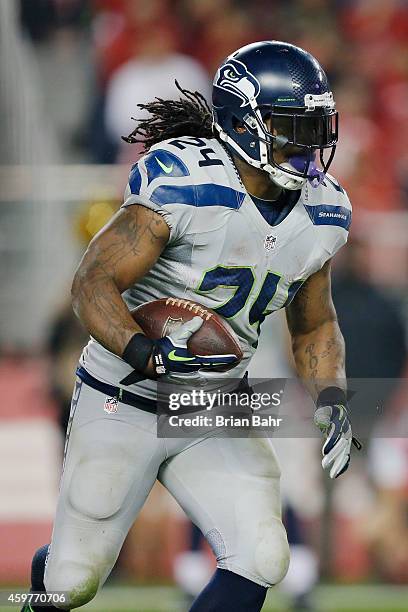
[81,136,351,399]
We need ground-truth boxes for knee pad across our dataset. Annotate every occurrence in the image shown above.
[253,519,290,586]
[45,560,99,609]
[68,449,133,520]
[220,518,290,588]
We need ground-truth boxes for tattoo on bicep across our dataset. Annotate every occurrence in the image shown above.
[113,207,165,246]
[73,207,167,352]
[288,283,311,334]
[288,272,335,335]
[96,207,167,273]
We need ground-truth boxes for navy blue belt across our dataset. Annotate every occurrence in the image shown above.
[76,366,158,414]
[76,366,252,415]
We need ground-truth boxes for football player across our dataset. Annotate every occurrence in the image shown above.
[23,41,360,612]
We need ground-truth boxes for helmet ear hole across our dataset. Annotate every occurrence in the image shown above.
[232,117,247,134]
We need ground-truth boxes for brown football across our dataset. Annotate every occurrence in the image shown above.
[131,298,243,370]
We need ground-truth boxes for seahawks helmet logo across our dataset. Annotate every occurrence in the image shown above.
[215,59,260,107]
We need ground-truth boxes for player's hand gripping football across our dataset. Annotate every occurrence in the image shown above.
[314,398,362,479]
[121,316,239,385]
[152,316,238,376]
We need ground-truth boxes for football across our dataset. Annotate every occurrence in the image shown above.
[131,297,243,369]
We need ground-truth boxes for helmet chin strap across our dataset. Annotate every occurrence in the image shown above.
[259,140,306,190]
[264,163,307,190]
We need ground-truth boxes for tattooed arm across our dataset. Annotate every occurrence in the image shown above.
[71,205,169,357]
[285,260,346,399]
[286,261,362,478]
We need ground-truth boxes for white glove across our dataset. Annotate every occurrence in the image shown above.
[314,403,362,479]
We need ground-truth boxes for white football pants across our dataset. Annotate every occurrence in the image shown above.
[44,378,289,609]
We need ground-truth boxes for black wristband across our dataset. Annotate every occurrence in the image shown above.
[122,333,154,373]
[317,386,347,407]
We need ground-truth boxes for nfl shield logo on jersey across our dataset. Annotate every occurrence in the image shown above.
[104,396,119,414]
[264,234,277,251]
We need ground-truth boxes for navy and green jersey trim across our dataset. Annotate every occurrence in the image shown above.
[150,183,246,209]
[304,204,351,231]
[144,150,190,185]
[128,155,244,209]
[129,163,142,195]
[128,151,190,196]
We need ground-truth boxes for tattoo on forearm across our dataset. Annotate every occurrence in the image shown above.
[305,343,318,379]
[302,333,345,381]
[287,262,346,392]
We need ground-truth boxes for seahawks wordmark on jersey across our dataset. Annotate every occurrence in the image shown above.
[81,136,351,399]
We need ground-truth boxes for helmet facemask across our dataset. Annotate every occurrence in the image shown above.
[240,100,338,190]
[214,91,338,191]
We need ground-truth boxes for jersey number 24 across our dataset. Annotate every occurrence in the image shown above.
[196,265,304,327]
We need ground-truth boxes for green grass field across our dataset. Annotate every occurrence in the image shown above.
[1,584,407,612]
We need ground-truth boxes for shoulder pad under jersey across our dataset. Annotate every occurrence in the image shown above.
[122,136,245,242]
[301,173,352,258]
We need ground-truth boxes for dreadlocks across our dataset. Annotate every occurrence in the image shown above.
[122,81,214,151]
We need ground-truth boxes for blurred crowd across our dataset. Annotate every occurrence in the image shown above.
[19,0,408,212]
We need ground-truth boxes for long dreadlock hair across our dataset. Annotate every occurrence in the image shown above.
[121,81,214,151]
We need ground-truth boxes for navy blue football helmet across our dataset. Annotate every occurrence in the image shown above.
[212,41,338,190]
